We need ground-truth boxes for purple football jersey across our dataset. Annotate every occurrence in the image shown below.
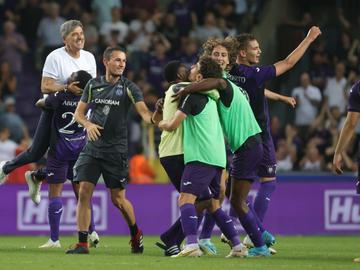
[348,80,360,113]
[45,92,86,161]
[228,64,276,139]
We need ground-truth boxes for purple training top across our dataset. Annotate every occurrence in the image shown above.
[45,92,86,161]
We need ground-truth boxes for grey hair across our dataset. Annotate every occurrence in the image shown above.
[60,20,83,39]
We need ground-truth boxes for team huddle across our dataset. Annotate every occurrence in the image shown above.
[0,19,323,257]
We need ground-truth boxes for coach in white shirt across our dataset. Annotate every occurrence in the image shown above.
[292,72,322,138]
[323,62,347,114]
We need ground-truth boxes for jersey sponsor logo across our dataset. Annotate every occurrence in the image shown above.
[324,190,360,230]
[267,165,276,175]
[115,85,124,96]
[103,105,110,115]
[62,100,78,107]
[94,98,120,106]
[17,190,108,231]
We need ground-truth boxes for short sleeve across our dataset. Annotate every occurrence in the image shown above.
[231,64,275,88]
[45,93,62,109]
[80,79,94,103]
[42,52,59,79]
[126,81,144,104]
[252,65,276,86]
[179,94,207,116]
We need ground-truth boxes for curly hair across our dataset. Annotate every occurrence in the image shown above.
[201,37,238,70]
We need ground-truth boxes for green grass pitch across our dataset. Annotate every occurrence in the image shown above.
[0,235,359,270]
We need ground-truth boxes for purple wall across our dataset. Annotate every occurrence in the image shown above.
[0,175,359,235]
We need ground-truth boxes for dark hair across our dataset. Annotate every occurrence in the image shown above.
[234,33,256,51]
[70,70,92,89]
[163,60,182,83]
[103,46,126,60]
[198,56,222,79]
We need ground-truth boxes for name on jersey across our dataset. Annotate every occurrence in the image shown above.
[62,100,78,107]
[94,98,120,106]
[227,74,246,84]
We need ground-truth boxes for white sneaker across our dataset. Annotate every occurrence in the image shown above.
[269,247,277,255]
[171,245,203,258]
[220,233,231,246]
[25,171,41,205]
[0,160,8,185]
[243,235,254,248]
[89,231,100,248]
[39,239,61,248]
[226,244,248,258]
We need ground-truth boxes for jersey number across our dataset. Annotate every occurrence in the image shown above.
[59,112,82,134]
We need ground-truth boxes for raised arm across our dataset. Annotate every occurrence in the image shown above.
[274,26,321,77]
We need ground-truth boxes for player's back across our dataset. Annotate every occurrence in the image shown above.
[47,92,86,161]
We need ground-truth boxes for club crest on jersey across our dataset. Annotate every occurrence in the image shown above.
[103,105,110,115]
[267,165,277,175]
[115,85,124,96]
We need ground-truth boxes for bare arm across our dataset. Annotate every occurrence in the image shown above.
[265,89,296,108]
[333,111,360,174]
[41,77,82,95]
[158,110,187,132]
[41,77,67,94]
[173,78,226,101]
[74,101,103,141]
[274,26,321,77]
[35,98,45,108]
[134,101,162,125]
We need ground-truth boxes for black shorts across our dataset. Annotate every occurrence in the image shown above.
[74,151,129,189]
[160,154,185,192]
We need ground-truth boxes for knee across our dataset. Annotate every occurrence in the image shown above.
[78,186,92,203]
[178,193,196,207]
[230,196,248,214]
[218,188,226,203]
[207,199,220,213]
